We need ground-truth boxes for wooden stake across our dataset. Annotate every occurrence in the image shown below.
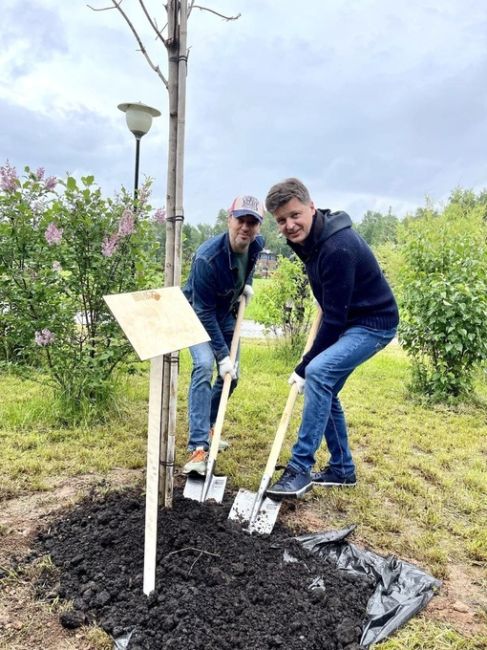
[143,355,164,595]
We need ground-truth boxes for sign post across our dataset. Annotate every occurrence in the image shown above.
[104,287,209,595]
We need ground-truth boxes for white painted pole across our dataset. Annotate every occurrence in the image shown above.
[143,355,164,595]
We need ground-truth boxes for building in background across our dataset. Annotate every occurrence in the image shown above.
[255,249,277,278]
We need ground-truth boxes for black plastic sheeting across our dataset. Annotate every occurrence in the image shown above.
[296,525,442,647]
[114,525,441,649]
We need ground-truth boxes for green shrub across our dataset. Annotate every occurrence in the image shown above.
[0,163,163,421]
[250,255,314,355]
[398,200,487,401]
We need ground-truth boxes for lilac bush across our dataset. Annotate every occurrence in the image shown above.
[0,164,164,422]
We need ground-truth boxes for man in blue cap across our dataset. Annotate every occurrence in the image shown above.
[182,195,265,476]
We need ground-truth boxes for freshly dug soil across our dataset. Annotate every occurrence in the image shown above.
[32,487,375,649]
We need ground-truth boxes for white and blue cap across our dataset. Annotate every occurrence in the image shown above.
[228,195,264,223]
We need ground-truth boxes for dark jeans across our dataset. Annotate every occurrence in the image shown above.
[187,312,238,450]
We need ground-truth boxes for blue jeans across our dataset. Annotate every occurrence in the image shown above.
[187,312,239,450]
[288,326,397,476]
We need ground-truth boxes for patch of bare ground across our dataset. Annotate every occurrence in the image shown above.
[426,564,487,636]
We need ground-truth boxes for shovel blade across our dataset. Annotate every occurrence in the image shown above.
[183,474,227,503]
[228,488,281,535]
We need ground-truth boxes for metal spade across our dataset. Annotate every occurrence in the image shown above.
[184,297,247,503]
[228,308,322,534]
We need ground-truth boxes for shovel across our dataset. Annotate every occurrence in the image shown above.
[183,296,247,503]
[228,308,322,534]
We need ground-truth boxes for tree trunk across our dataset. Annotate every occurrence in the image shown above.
[160,0,188,508]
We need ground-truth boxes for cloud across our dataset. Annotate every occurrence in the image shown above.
[2,0,487,224]
[2,1,67,79]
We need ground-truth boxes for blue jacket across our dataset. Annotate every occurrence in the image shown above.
[183,232,265,361]
[288,209,399,376]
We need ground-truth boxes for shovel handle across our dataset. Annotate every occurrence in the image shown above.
[262,308,322,477]
[208,297,247,462]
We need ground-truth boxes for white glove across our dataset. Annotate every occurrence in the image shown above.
[242,284,254,305]
[218,356,237,380]
[288,371,305,394]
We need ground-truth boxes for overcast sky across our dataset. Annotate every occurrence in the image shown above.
[2,0,487,225]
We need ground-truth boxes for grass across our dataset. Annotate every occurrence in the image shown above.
[0,371,149,497]
[378,618,487,649]
[1,339,486,648]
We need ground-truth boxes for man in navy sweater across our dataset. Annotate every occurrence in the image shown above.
[265,178,399,498]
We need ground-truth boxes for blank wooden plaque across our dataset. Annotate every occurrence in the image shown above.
[104,286,209,360]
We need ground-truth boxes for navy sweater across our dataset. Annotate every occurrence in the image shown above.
[288,209,399,377]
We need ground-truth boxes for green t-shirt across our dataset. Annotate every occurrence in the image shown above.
[232,251,249,300]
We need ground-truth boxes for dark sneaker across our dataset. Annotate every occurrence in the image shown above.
[311,466,357,487]
[266,466,313,499]
[182,447,208,476]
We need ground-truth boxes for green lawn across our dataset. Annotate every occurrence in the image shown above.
[0,341,486,648]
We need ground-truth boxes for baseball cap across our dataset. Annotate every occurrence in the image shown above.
[228,195,264,223]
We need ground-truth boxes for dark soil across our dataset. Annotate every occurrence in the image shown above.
[31,486,375,650]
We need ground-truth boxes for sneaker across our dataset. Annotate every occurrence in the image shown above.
[209,427,230,451]
[265,466,313,499]
[311,466,357,487]
[182,447,208,476]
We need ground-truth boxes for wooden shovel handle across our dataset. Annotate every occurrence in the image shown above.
[208,297,247,461]
[262,308,323,476]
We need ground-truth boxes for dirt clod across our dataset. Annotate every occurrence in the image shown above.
[30,487,374,649]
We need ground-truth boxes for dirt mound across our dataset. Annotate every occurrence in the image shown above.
[32,487,374,649]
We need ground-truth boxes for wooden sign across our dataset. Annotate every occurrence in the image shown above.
[103,286,209,360]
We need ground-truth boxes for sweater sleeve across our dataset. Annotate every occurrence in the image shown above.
[295,247,356,377]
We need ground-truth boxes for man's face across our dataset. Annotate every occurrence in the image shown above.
[273,197,315,245]
[227,215,261,253]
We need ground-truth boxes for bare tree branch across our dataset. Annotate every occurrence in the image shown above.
[86,0,123,12]
[189,4,241,21]
[138,0,168,47]
[88,1,168,87]
[107,0,168,88]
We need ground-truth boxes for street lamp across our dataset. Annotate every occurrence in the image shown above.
[118,101,161,200]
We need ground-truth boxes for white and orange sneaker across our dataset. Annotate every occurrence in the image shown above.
[182,447,208,476]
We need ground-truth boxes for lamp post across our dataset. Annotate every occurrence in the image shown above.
[118,101,161,201]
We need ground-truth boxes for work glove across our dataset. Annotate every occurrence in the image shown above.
[288,371,305,394]
[242,284,254,305]
[218,356,237,380]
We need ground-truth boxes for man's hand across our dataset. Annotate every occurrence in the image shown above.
[288,371,305,394]
[242,284,254,305]
[218,356,237,380]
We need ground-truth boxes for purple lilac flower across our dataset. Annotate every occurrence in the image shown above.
[44,222,63,245]
[117,208,135,236]
[0,161,18,192]
[154,208,166,224]
[36,167,45,180]
[137,184,150,208]
[52,261,62,272]
[44,176,57,190]
[35,328,55,346]
[102,234,120,257]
